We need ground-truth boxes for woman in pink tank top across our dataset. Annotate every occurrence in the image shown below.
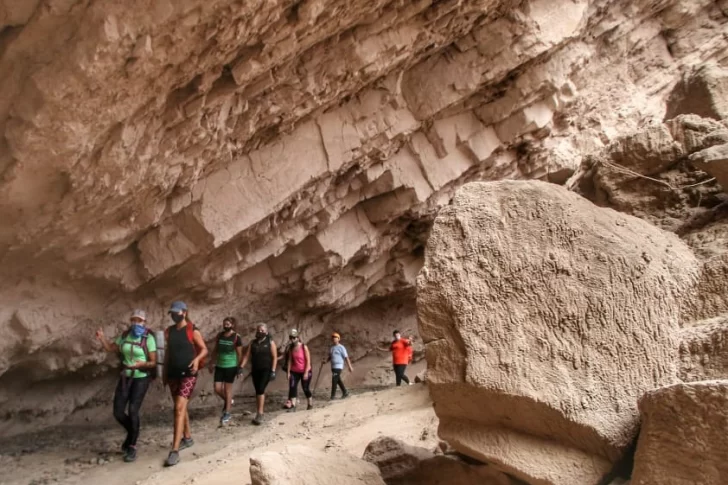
[284,329,313,411]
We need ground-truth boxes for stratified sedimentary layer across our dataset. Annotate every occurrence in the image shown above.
[0,0,727,433]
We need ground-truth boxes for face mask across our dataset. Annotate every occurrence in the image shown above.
[394,335,401,341]
[130,324,145,338]
[170,313,184,324]
[223,325,233,332]
[256,331,266,340]
[290,337,297,343]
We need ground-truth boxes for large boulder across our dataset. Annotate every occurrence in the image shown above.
[250,445,386,485]
[631,381,728,485]
[417,181,700,485]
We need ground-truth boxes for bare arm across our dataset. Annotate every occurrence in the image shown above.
[235,339,243,367]
[345,357,354,373]
[94,329,119,353]
[304,345,311,374]
[132,350,157,370]
[239,344,252,369]
[189,329,209,373]
[270,341,278,372]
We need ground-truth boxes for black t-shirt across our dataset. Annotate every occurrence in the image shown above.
[166,324,196,379]
[250,335,273,371]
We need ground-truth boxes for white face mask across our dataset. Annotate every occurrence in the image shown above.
[394,335,401,341]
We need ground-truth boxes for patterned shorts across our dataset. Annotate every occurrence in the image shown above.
[168,376,197,399]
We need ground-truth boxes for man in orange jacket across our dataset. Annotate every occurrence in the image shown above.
[389,330,413,386]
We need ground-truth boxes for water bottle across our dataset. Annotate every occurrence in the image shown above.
[155,330,165,379]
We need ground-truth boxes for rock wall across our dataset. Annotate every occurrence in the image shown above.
[1,0,727,433]
[417,180,700,485]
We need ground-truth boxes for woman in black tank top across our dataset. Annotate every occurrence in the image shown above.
[166,324,197,378]
[240,323,277,425]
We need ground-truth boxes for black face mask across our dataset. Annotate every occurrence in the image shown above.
[223,325,233,332]
[170,313,185,324]
[256,331,266,340]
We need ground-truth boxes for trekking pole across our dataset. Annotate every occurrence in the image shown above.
[312,361,325,394]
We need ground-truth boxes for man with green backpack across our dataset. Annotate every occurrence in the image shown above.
[95,309,157,464]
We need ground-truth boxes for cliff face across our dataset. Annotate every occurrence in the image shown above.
[0,0,726,434]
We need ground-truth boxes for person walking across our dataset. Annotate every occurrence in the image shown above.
[239,322,277,425]
[389,330,413,386]
[324,332,353,400]
[95,309,156,463]
[163,301,208,467]
[283,329,313,411]
[208,317,243,425]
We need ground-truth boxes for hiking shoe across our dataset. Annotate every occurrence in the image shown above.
[221,413,231,425]
[306,404,313,410]
[252,413,263,425]
[164,451,180,467]
[286,405,296,413]
[123,446,137,463]
[179,437,194,450]
[342,392,350,399]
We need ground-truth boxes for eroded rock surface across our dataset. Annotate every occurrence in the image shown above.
[250,445,386,485]
[1,0,727,432]
[363,436,516,485]
[631,381,728,485]
[417,180,699,485]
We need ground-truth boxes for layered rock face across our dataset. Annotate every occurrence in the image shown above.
[1,0,727,433]
[417,65,728,484]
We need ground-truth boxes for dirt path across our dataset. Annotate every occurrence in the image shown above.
[0,385,436,485]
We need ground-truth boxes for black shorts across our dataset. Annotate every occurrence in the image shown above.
[251,369,271,396]
[214,366,237,384]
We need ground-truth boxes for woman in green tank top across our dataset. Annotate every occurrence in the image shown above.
[208,317,243,425]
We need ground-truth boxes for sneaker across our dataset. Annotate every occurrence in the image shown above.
[164,451,180,467]
[179,437,194,450]
[341,391,350,399]
[306,404,313,410]
[123,446,137,463]
[252,413,263,425]
[221,413,231,425]
[286,405,296,413]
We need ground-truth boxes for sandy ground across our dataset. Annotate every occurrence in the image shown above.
[0,382,436,485]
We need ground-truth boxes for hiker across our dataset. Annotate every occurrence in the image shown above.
[239,322,277,425]
[208,316,243,425]
[282,329,313,412]
[163,301,208,467]
[324,332,353,400]
[95,309,156,463]
[389,330,413,386]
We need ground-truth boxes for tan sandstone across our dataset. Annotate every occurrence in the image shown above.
[417,180,699,485]
[631,381,728,485]
[250,445,386,485]
[0,0,727,435]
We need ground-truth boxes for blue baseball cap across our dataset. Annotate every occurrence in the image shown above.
[169,301,188,313]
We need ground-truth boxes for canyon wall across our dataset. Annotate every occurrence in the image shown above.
[1,0,727,435]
